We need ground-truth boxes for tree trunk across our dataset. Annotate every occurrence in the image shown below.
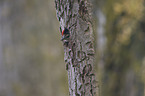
[55,0,98,96]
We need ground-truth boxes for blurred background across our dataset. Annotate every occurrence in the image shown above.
[0,0,145,96]
[0,0,68,96]
[95,0,145,96]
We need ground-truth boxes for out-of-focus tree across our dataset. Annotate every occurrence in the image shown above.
[93,0,145,96]
[0,0,68,96]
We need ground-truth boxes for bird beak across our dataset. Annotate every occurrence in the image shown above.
[61,35,65,41]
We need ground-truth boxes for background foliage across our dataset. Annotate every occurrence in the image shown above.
[95,0,145,96]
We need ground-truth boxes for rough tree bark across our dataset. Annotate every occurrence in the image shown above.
[55,0,97,96]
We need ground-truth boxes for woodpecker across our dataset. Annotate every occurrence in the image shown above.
[61,28,70,41]
[60,22,76,41]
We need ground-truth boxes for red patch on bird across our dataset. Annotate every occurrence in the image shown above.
[62,30,65,36]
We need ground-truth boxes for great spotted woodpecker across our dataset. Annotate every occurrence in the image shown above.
[61,28,70,41]
[60,23,76,41]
